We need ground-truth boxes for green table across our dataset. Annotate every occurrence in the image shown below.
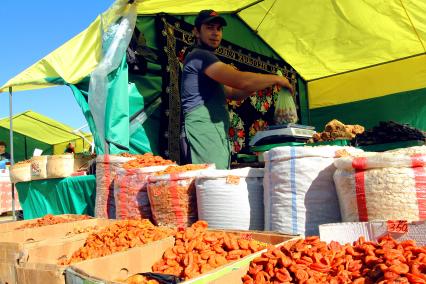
[15,175,96,220]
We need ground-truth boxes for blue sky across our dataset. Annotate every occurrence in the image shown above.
[0,1,115,129]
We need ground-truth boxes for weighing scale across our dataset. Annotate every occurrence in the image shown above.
[249,124,316,147]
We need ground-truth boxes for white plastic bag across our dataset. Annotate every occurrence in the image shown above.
[273,70,298,124]
[195,167,264,230]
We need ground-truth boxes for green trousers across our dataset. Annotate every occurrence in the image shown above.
[184,104,230,169]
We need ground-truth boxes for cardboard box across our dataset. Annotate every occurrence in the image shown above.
[0,214,93,234]
[0,218,113,284]
[0,217,110,245]
[15,235,177,284]
[15,234,89,284]
[65,231,298,284]
[319,221,426,245]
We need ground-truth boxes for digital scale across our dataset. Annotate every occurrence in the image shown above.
[249,124,316,147]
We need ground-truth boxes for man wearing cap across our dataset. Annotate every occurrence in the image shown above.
[181,10,293,169]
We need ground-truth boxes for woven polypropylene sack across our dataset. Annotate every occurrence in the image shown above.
[263,146,363,236]
[95,155,134,218]
[195,167,264,230]
[30,156,48,180]
[147,167,213,228]
[334,152,426,222]
[47,155,74,178]
[114,165,171,220]
[385,145,426,156]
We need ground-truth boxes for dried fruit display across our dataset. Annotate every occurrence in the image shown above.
[153,164,209,176]
[15,214,90,229]
[309,119,364,143]
[123,153,174,169]
[120,153,137,158]
[353,121,426,146]
[243,236,426,283]
[147,164,210,228]
[152,221,265,280]
[148,175,199,228]
[14,159,32,165]
[60,220,175,265]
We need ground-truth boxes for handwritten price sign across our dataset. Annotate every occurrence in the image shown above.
[387,220,408,234]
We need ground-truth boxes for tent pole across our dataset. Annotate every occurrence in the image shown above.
[8,87,16,221]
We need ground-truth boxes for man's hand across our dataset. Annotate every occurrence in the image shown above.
[275,76,294,95]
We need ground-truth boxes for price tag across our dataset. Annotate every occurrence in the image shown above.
[387,220,408,234]
[240,233,253,240]
[226,175,240,185]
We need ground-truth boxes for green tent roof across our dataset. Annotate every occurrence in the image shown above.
[0,111,91,145]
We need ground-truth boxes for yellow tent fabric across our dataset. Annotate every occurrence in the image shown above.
[134,0,260,14]
[308,54,426,109]
[1,0,425,91]
[238,0,426,81]
[0,111,92,153]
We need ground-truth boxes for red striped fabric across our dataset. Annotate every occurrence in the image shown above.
[353,157,369,221]
[411,154,426,220]
[169,173,185,228]
[352,156,368,170]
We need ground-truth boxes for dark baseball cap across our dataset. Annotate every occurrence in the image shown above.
[194,10,227,29]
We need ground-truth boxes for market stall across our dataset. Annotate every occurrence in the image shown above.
[0,110,92,163]
[0,1,425,282]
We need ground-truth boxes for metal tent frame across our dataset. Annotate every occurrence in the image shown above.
[8,87,16,220]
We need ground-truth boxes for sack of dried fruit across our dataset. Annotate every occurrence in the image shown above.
[114,165,173,221]
[334,151,426,222]
[95,155,135,218]
[147,164,213,228]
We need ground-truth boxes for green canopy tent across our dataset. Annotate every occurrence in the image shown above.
[0,111,92,162]
[1,0,425,158]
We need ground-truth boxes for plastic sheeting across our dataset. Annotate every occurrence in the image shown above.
[89,5,136,154]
